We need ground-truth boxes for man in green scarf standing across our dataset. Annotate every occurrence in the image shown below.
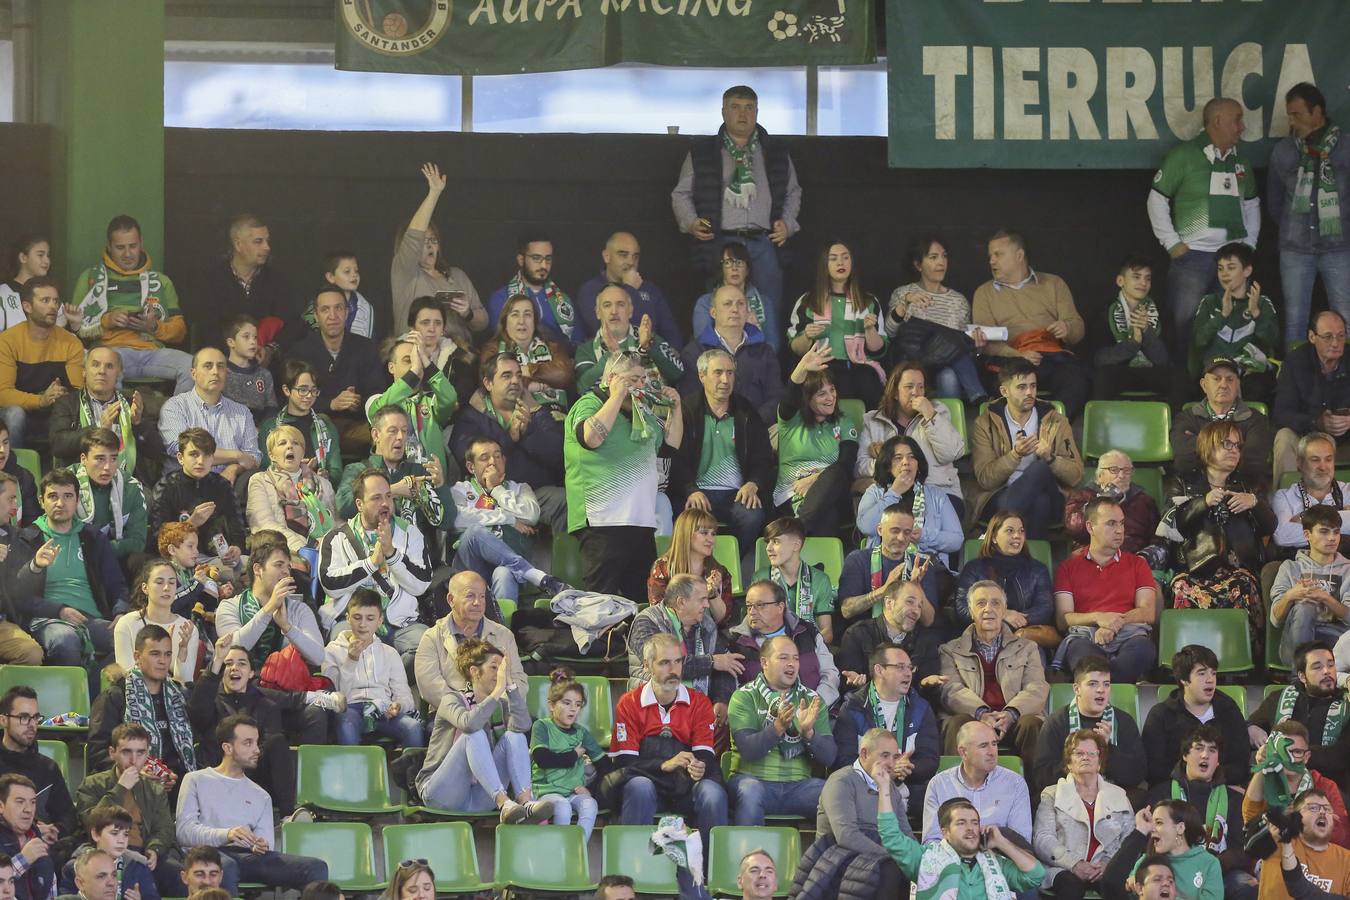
[1269,82,1350,351]
[879,790,1044,900]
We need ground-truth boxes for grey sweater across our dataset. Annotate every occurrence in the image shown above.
[175,767,273,850]
[817,763,912,860]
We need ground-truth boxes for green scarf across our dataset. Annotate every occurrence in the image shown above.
[746,673,815,760]
[506,272,579,343]
[78,391,137,478]
[1254,731,1313,810]
[1204,143,1247,238]
[236,589,284,669]
[771,559,814,621]
[743,286,768,335]
[78,258,163,329]
[1107,294,1161,367]
[123,665,197,771]
[914,838,1015,900]
[1277,683,1347,745]
[497,337,566,407]
[868,682,906,740]
[721,130,758,208]
[899,484,927,535]
[1068,702,1117,746]
[75,465,133,540]
[1293,124,1343,237]
[664,607,708,695]
[1172,780,1230,850]
[268,467,335,544]
[374,455,444,528]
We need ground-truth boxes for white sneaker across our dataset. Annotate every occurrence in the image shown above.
[499,799,529,824]
[306,690,347,713]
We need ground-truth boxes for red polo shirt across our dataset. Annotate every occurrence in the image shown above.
[1054,547,1153,615]
[611,681,716,756]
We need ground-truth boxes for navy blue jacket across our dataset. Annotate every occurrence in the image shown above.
[833,685,940,794]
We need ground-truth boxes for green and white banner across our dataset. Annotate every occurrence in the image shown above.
[886,0,1343,169]
[335,0,874,75]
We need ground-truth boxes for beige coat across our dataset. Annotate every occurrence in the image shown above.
[969,398,1083,523]
[413,614,529,709]
[938,624,1049,719]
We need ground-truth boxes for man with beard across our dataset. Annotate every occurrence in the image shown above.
[1272,432,1350,557]
[1171,357,1273,484]
[288,289,384,449]
[1270,505,1350,667]
[0,277,83,449]
[605,632,727,855]
[835,642,940,809]
[366,332,457,476]
[337,406,450,564]
[881,793,1045,900]
[319,469,430,665]
[48,348,150,476]
[487,233,579,345]
[450,354,566,535]
[1033,655,1145,795]
[576,233,682,345]
[838,579,942,687]
[188,642,326,817]
[0,775,54,900]
[0,688,75,838]
[1142,646,1251,788]
[68,215,192,394]
[175,715,327,895]
[725,635,834,826]
[1144,726,1256,899]
[1245,784,1350,899]
[1250,641,1350,791]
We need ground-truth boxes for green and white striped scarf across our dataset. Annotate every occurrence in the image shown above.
[745,672,815,760]
[915,838,1015,900]
[1293,124,1343,237]
[1107,294,1161,367]
[1068,701,1117,746]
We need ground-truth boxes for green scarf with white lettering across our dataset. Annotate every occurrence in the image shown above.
[721,130,758,208]
[1293,124,1343,237]
[914,838,1015,900]
[1277,683,1347,745]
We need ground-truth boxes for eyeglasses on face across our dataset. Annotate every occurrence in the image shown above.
[1219,440,1243,451]
[525,254,553,264]
[1,713,40,725]
[721,259,748,268]
[877,662,914,673]
[1100,465,1133,476]
[745,600,784,612]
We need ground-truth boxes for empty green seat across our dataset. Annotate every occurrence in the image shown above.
[1048,683,1140,721]
[1154,684,1247,716]
[494,824,595,893]
[280,822,385,891]
[1132,467,1166,508]
[525,674,613,745]
[603,826,679,894]
[36,740,71,789]
[294,744,402,815]
[14,449,40,482]
[1157,609,1253,674]
[935,397,968,458]
[752,537,846,582]
[1082,400,1172,463]
[707,826,799,897]
[497,596,516,628]
[380,823,490,894]
[0,666,89,732]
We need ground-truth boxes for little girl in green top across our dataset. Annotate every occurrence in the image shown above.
[530,669,605,842]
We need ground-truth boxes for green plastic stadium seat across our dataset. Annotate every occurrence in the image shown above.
[1265,684,1284,700]
[1247,401,1268,416]
[551,532,585,587]
[294,744,402,815]
[1278,471,1299,490]
[838,398,866,434]
[381,823,490,894]
[1158,608,1253,674]
[497,597,516,628]
[494,825,595,893]
[603,826,679,894]
[1132,467,1166,508]
[0,666,89,732]
[753,537,845,583]
[13,449,40,482]
[525,674,613,745]
[280,822,385,891]
[961,538,1053,573]
[935,398,969,458]
[1082,400,1172,463]
[938,755,1022,775]
[707,826,799,897]
[1154,684,1247,716]
[1049,683,1140,722]
[36,740,71,788]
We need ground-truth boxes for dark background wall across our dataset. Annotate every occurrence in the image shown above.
[0,125,53,270]
[2,124,1302,356]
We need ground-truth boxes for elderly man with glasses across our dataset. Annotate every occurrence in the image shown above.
[726,580,839,707]
[1273,310,1350,487]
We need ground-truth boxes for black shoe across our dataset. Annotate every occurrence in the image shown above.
[539,575,572,597]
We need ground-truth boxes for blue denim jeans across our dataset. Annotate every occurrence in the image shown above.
[1060,631,1156,682]
[1279,600,1350,667]
[700,488,766,573]
[933,355,989,402]
[619,774,728,852]
[540,791,600,843]
[729,774,824,826]
[1166,248,1218,355]
[114,346,194,395]
[332,702,427,748]
[1280,247,1350,349]
[987,459,1063,540]
[452,525,536,603]
[421,729,531,811]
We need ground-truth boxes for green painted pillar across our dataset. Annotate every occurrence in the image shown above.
[35,0,165,288]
